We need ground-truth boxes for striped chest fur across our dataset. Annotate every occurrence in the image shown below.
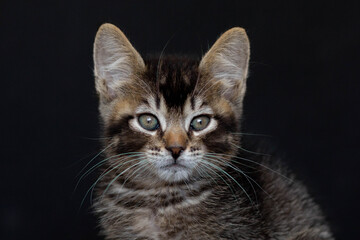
[94,181,219,240]
[91,23,334,240]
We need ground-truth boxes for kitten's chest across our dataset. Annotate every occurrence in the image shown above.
[97,184,260,240]
[115,187,218,240]
[129,202,217,240]
[130,209,185,240]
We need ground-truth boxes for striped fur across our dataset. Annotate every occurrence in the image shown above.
[92,23,333,239]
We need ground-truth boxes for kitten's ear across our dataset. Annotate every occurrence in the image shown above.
[93,23,145,102]
[199,27,250,103]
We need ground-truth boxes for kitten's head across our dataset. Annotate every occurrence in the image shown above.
[93,24,249,185]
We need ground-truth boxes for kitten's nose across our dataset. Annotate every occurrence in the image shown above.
[166,146,184,160]
[164,127,187,161]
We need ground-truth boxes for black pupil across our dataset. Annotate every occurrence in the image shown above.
[197,119,203,125]
[146,117,152,124]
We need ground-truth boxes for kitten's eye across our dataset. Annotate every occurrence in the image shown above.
[138,114,159,131]
[190,115,210,131]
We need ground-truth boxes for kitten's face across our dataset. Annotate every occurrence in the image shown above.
[93,24,249,185]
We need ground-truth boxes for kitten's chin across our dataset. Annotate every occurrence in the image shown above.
[157,164,192,182]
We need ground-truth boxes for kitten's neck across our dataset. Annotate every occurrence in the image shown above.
[99,178,213,210]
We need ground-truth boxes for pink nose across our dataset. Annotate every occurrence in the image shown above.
[166,146,184,160]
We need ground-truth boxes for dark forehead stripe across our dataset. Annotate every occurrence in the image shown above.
[145,56,199,109]
[190,95,195,110]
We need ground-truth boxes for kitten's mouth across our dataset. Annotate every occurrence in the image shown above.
[161,163,187,170]
[156,159,192,182]
[158,162,191,182]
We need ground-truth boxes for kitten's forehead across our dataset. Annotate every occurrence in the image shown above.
[144,56,199,110]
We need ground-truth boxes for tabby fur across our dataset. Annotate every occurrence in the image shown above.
[92,23,333,240]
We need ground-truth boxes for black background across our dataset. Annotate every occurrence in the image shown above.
[1,1,359,239]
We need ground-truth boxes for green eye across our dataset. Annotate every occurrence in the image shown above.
[138,114,159,131]
[190,115,210,131]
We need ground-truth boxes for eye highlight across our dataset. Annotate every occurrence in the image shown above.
[138,114,159,131]
[190,115,210,131]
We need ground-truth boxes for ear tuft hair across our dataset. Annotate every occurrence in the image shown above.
[93,23,145,102]
[199,27,250,103]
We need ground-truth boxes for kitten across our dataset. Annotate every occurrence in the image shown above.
[91,23,333,240]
